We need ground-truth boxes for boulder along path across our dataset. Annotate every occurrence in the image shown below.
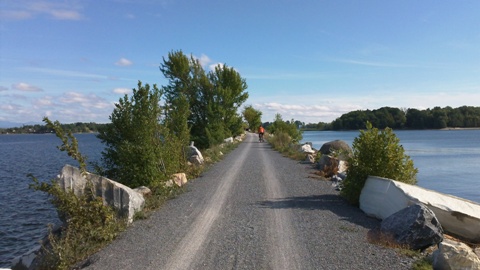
[83,133,414,270]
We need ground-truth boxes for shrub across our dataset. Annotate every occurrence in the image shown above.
[268,131,292,152]
[267,113,303,143]
[341,122,418,205]
[30,118,126,270]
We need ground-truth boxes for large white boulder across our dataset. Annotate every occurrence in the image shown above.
[57,164,145,223]
[360,176,480,243]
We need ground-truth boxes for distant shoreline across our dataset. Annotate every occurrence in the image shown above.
[440,127,480,130]
[302,127,480,132]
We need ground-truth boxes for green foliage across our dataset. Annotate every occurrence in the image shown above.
[242,105,262,130]
[267,113,303,142]
[325,105,480,131]
[97,81,181,188]
[43,118,88,173]
[30,177,125,270]
[29,118,125,270]
[159,50,248,149]
[341,122,418,205]
[331,107,405,130]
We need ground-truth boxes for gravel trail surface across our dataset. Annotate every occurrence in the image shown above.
[83,133,414,270]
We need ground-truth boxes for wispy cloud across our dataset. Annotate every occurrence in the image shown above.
[59,92,111,109]
[254,102,363,123]
[112,88,131,95]
[23,67,108,80]
[332,59,416,68]
[12,82,43,92]
[0,0,84,21]
[115,57,133,67]
[0,86,8,92]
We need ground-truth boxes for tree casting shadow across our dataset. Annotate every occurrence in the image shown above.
[256,194,380,230]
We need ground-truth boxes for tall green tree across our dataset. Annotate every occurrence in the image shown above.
[242,105,262,130]
[159,50,249,148]
[208,64,249,138]
[97,81,176,187]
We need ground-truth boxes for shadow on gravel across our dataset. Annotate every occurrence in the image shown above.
[256,194,379,229]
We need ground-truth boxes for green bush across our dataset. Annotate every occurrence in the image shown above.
[267,113,303,143]
[341,122,418,205]
[30,118,126,270]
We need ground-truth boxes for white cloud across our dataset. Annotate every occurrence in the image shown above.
[0,1,84,21]
[196,54,211,67]
[23,67,109,80]
[209,62,224,71]
[255,102,362,123]
[113,88,131,95]
[34,96,54,107]
[12,82,43,92]
[0,86,8,91]
[59,92,111,109]
[0,104,19,111]
[115,58,133,67]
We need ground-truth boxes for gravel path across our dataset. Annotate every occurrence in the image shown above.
[83,133,414,270]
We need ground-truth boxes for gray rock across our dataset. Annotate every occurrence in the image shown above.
[319,140,351,158]
[11,245,41,270]
[187,143,204,165]
[305,154,315,164]
[189,154,203,165]
[57,165,145,223]
[380,203,443,250]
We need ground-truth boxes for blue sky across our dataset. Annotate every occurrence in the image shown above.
[1,0,479,125]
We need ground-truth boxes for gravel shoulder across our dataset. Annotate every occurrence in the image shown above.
[83,133,414,270]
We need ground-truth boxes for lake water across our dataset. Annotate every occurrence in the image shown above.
[0,133,103,267]
[301,129,480,204]
[1,130,479,267]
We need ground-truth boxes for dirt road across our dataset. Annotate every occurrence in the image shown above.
[84,133,413,270]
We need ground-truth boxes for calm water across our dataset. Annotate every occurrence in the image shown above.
[0,133,103,267]
[302,129,480,203]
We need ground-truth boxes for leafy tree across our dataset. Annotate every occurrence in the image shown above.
[208,64,248,138]
[267,113,303,142]
[97,81,176,188]
[159,50,248,149]
[341,122,418,205]
[242,105,262,130]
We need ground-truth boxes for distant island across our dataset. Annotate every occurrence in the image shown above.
[299,105,480,131]
[0,122,108,134]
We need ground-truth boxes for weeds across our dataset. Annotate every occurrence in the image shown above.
[29,118,127,270]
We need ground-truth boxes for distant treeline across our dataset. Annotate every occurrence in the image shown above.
[0,122,108,134]
[304,106,480,130]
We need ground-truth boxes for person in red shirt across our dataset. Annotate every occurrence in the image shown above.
[258,125,265,142]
